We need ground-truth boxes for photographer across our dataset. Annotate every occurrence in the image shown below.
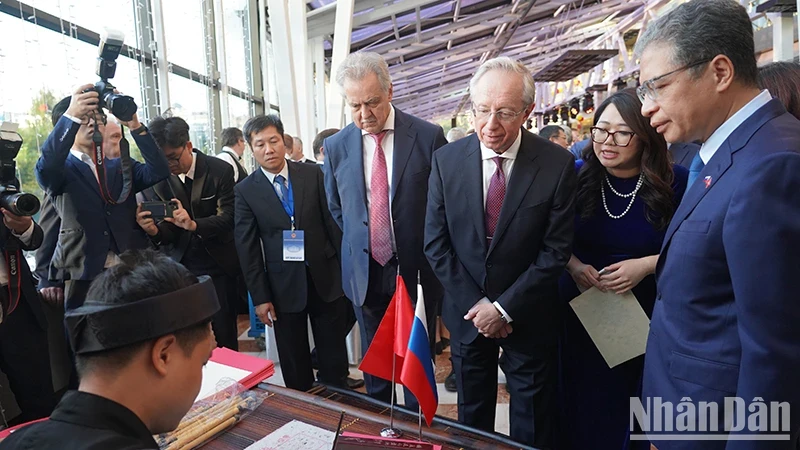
[37,85,170,312]
[0,205,57,422]
[136,116,240,350]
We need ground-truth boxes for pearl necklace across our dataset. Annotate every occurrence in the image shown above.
[601,173,644,219]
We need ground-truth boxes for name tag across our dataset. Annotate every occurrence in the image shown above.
[283,230,304,262]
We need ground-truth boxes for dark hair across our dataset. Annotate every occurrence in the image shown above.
[148,116,191,149]
[539,125,565,141]
[242,115,284,145]
[634,0,758,87]
[758,61,800,120]
[312,128,339,158]
[577,89,676,230]
[220,127,244,148]
[52,96,71,126]
[75,249,211,377]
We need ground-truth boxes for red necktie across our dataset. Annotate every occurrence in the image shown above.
[485,156,506,243]
[369,131,393,266]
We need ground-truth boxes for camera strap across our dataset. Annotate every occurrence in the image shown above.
[91,117,133,205]
[3,238,21,318]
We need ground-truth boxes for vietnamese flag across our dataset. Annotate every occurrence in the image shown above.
[358,275,415,384]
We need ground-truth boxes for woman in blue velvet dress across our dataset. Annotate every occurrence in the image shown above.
[558,89,688,450]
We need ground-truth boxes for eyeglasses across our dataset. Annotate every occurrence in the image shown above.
[471,106,527,123]
[167,145,187,165]
[590,127,635,147]
[636,59,711,103]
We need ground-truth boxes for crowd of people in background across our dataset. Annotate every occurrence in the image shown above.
[1,0,800,449]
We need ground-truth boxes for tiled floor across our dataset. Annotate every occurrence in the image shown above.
[236,317,511,436]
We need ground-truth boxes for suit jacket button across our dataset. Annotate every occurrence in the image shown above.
[487,262,493,268]
[103,231,109,236]
[363,221,368,226]
[106,211,112,216]
[363,249,369,254]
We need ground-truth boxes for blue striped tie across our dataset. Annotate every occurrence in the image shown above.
[686,152,705,190]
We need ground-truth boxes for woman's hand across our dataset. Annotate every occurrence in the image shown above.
[566,255,603,292]
[598,256,658,295]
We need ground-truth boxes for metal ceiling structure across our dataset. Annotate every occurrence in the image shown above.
[306,0,651,121]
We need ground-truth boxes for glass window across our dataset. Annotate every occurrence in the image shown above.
[162,0,207,75]
[168,74,212,154]
[228,95,251,129]
[221,0,251,93]
[29,0,139,51]
[265,40,279,109]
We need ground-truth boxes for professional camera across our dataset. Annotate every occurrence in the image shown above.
[0,123,41,217]
[87,29,137,121]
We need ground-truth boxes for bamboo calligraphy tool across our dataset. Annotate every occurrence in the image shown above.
[330,411,345,450]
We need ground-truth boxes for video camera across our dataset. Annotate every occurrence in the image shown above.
[85,29,137,121]
[0,123,41,217]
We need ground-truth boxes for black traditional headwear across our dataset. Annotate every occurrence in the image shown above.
[65,276,220,354]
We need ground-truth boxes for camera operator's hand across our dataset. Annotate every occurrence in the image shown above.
[66,84,100,120]
[118,112,142,132]
[2,208,32,234]
[164,199,197,232]
[39,287,64,307]
[136,204,159,236]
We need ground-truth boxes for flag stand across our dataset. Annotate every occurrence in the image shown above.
[380,351,403,438]
[418,405,423,441]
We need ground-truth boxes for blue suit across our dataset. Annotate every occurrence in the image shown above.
[322,106,447,403]
[644,99,800,449]
[36,116,170,307]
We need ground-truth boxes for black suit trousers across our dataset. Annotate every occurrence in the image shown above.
[210,274,239,351]
[272,268,349,392]
[450,328,557,449]
[0,293,57,422]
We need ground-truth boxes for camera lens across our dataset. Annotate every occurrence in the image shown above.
[2,193,40,217]
[104,92,137,122]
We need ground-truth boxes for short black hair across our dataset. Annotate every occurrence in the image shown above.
[539,125,565,141]
[220,127,244,148]
[148,116,191,149]
[242,115,284,145]
[52,96,71,126]
[313,128,339,158]
[75,249,211,377]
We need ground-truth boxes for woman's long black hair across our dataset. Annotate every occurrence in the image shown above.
[577,88,676,230]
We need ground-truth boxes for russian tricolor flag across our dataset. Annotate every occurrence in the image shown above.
[400,290,438,426]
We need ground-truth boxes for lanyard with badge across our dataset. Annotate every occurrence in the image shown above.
[277,176,304,262]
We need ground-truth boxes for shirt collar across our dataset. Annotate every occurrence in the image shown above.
[70,148,93,166]
[699,90,772,163]
[50,391,157,448]
[261,161,289,184]
[361,104,396,136]
[222,146,241,161]
[480,129,522,161]
[179,151,198,182]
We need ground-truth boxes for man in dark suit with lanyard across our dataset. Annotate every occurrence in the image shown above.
[135,116,240,351]
[323,52,447,406]
[235,115,350,391]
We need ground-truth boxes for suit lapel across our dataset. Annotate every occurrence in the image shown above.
[391,108,416,202]
[460,136,487,253]
[287,162,305,228]
[489,131,540,255]
[68,155,103,199]
[254,169,292,228]
[661,99,786,252]
[160,176,188,206]
[345,126,369,211]
[190,152,207,216]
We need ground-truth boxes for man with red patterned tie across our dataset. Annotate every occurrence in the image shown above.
[322,52,447,407]
[424,57,576,448]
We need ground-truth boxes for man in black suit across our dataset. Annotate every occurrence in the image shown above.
[0,205,57,422]
[135,116,240,350]
[424,57,576,448]
[235,115,350,392]
[668,141,700,168]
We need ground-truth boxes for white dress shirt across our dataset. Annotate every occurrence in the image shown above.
[362,105,397,252]
[178,151,198,184]
[69,148,121,269]
[0,222,34,286]
[216,147,247,180]
[472,131,523,324]
[261,163,290,203]
[699,90,772,164]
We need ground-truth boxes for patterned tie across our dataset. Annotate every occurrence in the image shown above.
[686,152,705,191]
[485,156,506,243]
[369,131,393,266]
[274,174,288,202]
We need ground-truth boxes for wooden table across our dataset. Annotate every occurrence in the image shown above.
[201,383,537,450]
